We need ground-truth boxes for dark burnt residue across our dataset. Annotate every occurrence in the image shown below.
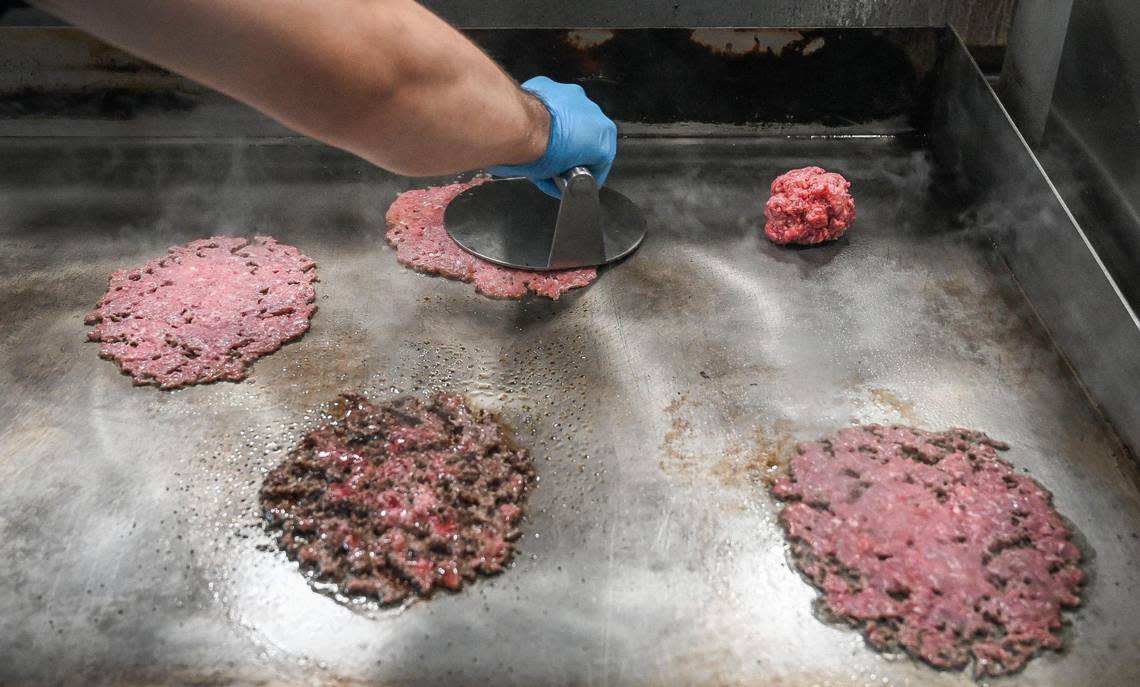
[3,27,937,127]
[471,28,937,127]
[0,86,196,119]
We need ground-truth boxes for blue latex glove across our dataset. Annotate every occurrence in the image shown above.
[488,76,617,197]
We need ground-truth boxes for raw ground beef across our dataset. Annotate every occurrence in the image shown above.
[260,392,535,604]
[385,180,597,299]
[85,236,317,389]
[771,425,1084,677]
[764,166,855,245]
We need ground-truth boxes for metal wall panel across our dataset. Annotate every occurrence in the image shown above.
[422,0,1017,46]
[996,0,1074,142]
[0,1,1018,47]
[1000,0,1140,452]
[1035,0,1140,310]
[934,28,1140,456]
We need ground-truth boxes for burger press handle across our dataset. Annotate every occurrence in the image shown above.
[443,166,647,271]
[547,166,607,269]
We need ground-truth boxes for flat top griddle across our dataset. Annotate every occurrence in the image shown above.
[2,27,1140,687]
[2,135,1139,687]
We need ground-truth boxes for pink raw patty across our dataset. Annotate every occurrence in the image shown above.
[85,236,317,389]
[771,425,1083,677]
[385,180,596,299]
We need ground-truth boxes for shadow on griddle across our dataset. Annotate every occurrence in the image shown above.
[756,235,850,276]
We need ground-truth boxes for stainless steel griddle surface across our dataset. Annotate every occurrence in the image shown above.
[2,136,1140,687]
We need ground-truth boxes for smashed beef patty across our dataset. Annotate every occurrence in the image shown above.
[260,392,535,603]
[385,180,596,299]
[771,425,1083,677]
[85,236,317,389]
[764,166,855,245]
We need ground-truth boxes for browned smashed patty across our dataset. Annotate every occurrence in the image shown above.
[260,392,534,603]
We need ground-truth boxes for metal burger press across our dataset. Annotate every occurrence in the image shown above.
[443,166,647,270]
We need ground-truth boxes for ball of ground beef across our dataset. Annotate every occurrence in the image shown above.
[764,166,855,245]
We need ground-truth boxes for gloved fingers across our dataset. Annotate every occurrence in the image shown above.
[588,158,614,189]
[521,75,557,92]
[533,178,560,198]
[486,163,529,178]
[589,119,617,187]
[483,166,563,198]
[491,76,618,198]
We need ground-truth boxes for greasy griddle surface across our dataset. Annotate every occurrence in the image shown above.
[2,137,1139,686]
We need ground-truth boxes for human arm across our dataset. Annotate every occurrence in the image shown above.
[31,0,578,178]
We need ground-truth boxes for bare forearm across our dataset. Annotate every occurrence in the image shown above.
[33,0,548,175]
